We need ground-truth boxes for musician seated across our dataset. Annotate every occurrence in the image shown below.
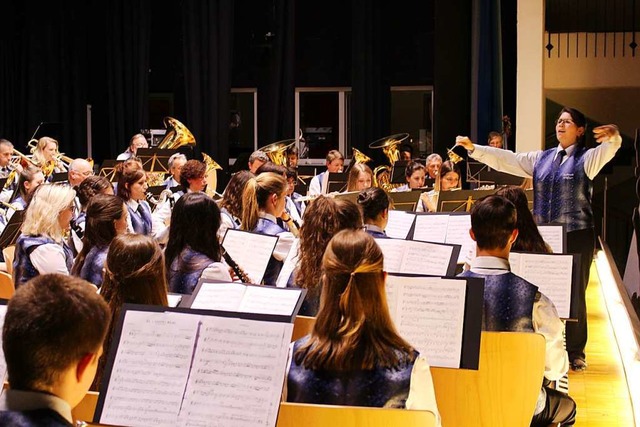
[308,150,344,196]
[287,145,299,167]
[13,185,76,287]
[218,170,254,241]
[391,161,425,194]
[95,234,168,390]
[400,143,414,161]
[241,172,295,285]
[0,139,22,203]
[68,176,114,256]
[32,136,67,175]
[116,161,152,236]
[487,131,504,149]
[459,195,575,427]
[116,133,148,161]
[165,192,231,295]
[164,153,187,189]
[71,194,127,288]
[346,163,373,192]
[287,230,440,422]
[285,167,304,227]
[248,150,269,174]
[292,196,361,315]
[358,187,390,238]
[0,166,44,231]
[426,153,443,180]
[152,159,206,243]
[420,160,461,212]
[0,274,110,426]
[67,158,93,187]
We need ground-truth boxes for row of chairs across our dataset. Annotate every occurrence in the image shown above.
[72,317,546,427]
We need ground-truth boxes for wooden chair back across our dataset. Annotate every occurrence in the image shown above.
[292,315,315,342]
[431,331,546,427]
[0,271,15,299]
[2,245,14,276]
[72,391,99,424]
[276,402,437,427]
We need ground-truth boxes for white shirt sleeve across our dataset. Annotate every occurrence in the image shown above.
[308,175,321,196]
[406,356,441,426]
[532,293,569,381]
[273,232,295,261]
[582,137,622,180]
[200,262,233,282]
[469,145,542,178]
[151,198,172,244]
[30,243,70,275]
[218,211,238,242]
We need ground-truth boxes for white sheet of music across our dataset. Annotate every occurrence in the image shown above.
[443,215,475,263]
[190,281,248,311]
[509,252,573,318]
[276,238,300,288]
[239,286,303,316]
[375,238,454,276]
[167,294,182,308]
[385,210,416,239]
[180,316,293,427]
[538,225,564,254]
[386,275,466,368]
[223,229,279,284]
[412,215,449,243]
[99,311,200,427]
[0,305,7,384]
[374,238,409,272]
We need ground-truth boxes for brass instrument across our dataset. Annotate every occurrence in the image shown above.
[369,133,409,191]
[145,189,174,207]
[260,138,296,166]
[447,147,464,164]
[202,152,223,198]
[157,117,196,149]
[351,148,372,164]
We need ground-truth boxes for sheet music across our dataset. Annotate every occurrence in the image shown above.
[386,275,466,368]
[223,230,278,284]
[538,225,564,254]
[0,305,7,383]
[179,317,293,427]
[167,294,182,308]
[400,241,454,276]
[190,282,248,311]
[100,311,200,427]
[276,238,300,288]
[443,215,475,263]
[385,210,416,239]
[374,238,408,272]
[510,253,573,318]
[412,215,449,243]
[238,286,303,316]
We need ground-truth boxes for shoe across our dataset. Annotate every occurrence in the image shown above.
[571,357,587,371]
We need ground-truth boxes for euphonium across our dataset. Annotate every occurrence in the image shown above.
[352,148,372,164]
[260,139,296,166]
[157,117,196,149]
[202,152,223,198]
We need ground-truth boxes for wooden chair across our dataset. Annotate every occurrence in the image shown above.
[0,271,15,299]
[292,315,315,342]
[72,390,99,424]
[431,331,546,427]
[276,402,437,427]
[2,245,14,276]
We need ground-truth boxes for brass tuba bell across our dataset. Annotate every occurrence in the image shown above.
[368,133,409,165]
[260,138,296,166]
[446,146,465,164]
[351,148,372,164]
[202,152,223,198]
[157,117,196,149]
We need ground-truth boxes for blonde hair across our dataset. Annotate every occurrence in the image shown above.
[326,150,344,163]
[346,164,373,192]
[31,137,58,165]
[22,184,76,242]
[241,172,287,231]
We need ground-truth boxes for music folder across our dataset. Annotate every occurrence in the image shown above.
[94,304,294,427]
[385,274,484,369]
[388,190,421,212]
[222,229,279,285]
[50,172,68,183]
[537,223,567,254]
[0,210,25,249]
[326,172,347,193]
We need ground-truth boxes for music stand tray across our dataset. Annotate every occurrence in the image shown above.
[98,160,122,183]
[0,210,25,249]
[389,191,421,212]
[333,190,359,205]
[437,189,496,212]
[136,148,177,174]
[327,172,347,193]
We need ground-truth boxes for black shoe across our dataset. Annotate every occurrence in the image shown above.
[571,357,587,371]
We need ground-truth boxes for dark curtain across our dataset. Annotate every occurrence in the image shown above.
[471,0,503,146]
[351,0,389,161]
[257,0,295,146]
[105,0,151,157]
[0,2,91,157]
[181,0,234,190]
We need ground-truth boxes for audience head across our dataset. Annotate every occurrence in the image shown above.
[68,159,94,187]
[346,163,373,192]
[357,187,390,225]
[22,184,76,242]
[487,131,503,149]
[438,160,461,191]
[495,186,550,253]
[241,172,288,231]
[3,274,110,406]
[167,153,187,183]
[426,154,443,179]
[325,150,344,173]
[286,145,299,167]
[405,161,426,189]
[0,139,14,168]
[116,161,147,202]
[220,170,254,219]
[556,106,587,147]
[16,166,45,202]
[248,150,269,173]
[470,195,518,252]
[76,176,114,209]
[179,159,207,191]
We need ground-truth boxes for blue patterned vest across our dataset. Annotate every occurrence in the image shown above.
[287,335,416,407]
[168,247,216,295]
[127,201,152,235]
[80,245,108,288]
[460,270,537,332]
[533,146,593,232]
[14,235,74,287]
[253,218,287,286]
[364,225,387,238]
[0,409,72,426]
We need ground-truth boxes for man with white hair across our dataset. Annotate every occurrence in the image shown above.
[425,153,443,179]
[248,150,269,173]
[67,158,93,187]
[164,153,187,189]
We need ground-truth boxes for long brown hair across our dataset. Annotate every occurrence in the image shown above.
[295,197,362,292]
[241,172,287,231]
[220,170,254,219]
[295,230,414,371]
[495,186,551,253]
[346,163,373,192]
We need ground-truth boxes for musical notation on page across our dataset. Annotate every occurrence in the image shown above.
[385,210,416,239]
[222,229,279,285]
[375,238,457,276]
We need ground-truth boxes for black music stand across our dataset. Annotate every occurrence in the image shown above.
[437,189,496,212]
[327,172,347,193]
[466,161,525,187]
[391,161,408,184]
[0,210,25,249]
[98,160,122,182]
[333,190,359,205]
[136,148,177,175]
[51,173,68,184]
[388,191,421,212]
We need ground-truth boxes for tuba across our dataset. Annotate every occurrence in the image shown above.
[260,139,296,166]
[351,148,372,164]
[369,133,409,191]
[157,117,196,149]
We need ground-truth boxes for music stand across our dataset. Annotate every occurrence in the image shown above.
[466,160,524,187]
[136,148,177,175]
[391,161,409,184]
[327,172,347,193]
[0,210,25,249]
[98,160,122,183]
[50,173,68,184]
[333,190,359,205]
[389,191,421,212]
[437,189,496,212]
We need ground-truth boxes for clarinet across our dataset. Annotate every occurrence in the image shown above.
[70,219,84,240]
[221,246,252,284]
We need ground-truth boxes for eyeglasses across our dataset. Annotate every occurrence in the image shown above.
[556,118,575,126]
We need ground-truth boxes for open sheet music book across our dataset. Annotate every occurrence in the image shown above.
[222,229,279,285]
[276,238,299,288]
[0,302,7,383]
[509,252,575,319]
[385,210,416,239]
[95,306,293,427]
[537,224,567,254]
[385,275,483,369]
[182,280,306,321]
[412,213,475,264]
[375,238,459,276]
